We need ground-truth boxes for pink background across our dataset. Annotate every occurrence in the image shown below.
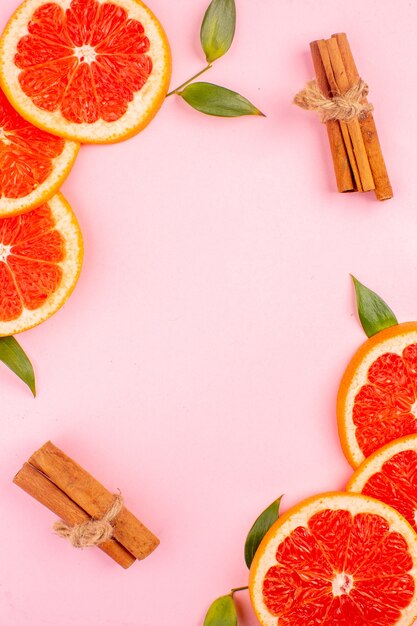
[2,0,417,624]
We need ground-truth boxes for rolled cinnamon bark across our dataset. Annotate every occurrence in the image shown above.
[309,41,355,193]
[318,38,376,192]
[315,39,364,192]
[325,37,375,192]
[332,33,393,200]
[29,441,159,561]
[14,462,136,569]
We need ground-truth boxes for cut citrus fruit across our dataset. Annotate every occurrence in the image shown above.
[0,192,83,335]
[0,85,78,216]
[249,492,417,626]
[0,0,171,144]
[337,322,417,468]
[348,435,417,533]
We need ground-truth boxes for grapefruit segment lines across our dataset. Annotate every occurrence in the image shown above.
[337,323,417,467]
[249,493,417,626]
[0,193,83,335]
[348,434,417,533]
[0,86,78,217]
[0,0,172,143]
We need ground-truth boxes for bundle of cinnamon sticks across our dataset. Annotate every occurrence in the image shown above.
[14,441,159,569]
[301,33,392,200]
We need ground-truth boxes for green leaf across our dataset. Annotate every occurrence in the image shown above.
[244,496,282,569]
[0,336,36,396]
[179,83,265,117]
[351,275,398,338]
[200,0,236,63]
[204,595,237,626]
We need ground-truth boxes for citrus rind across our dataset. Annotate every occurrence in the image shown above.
[347,434,417,493]
[0,192,83,336]
[0,0,172,143]
[0,140,79,217]
[249,491,417,626]
[337,322,417,468]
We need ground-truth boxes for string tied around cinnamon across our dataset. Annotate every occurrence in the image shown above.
[54,493,123,548]
[294,78,373,123]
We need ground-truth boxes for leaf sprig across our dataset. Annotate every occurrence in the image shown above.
[244,496,282,568]
[167,0,263,118]
[352,275,398,338]
[201,0,236,63]
[203,497,282,625]
[204,594,237,626]
[0,336,36,396]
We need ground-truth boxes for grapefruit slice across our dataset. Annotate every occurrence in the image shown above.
[337,322,417,468]
[249,492,417,626]
[0,0,171,144]
[348,435,417,533]
[0,85,78,217]
[0,193,83,335]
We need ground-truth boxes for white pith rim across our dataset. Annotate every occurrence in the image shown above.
[0,0,171,143]
[249,493,417,626]
[0,192,83,335]
[342,331,417,467]
[347,434,417,496]
[0,140,79,216]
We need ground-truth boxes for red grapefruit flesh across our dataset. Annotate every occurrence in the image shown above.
[0,193,83,335]
[249,493,417,626]
[0,86,78,216]
[0,0,171,143]
[348,435,417,533]
[337,323,417,467]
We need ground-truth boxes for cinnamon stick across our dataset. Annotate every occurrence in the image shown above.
[14,462,136,569]
[309,41,355,193]
[324,37,375,192]
[316,39,364,192]
[29,441,159,561]
[332,33,393,200]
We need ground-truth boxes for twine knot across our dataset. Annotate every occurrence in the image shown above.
[294,78,373,122]
[54,494,123,548]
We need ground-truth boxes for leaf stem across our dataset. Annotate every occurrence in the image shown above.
[230,586,249,596]
[166,63,213,97]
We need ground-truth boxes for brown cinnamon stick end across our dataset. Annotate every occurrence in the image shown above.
[375,182,394,201]
[308,40,355,193]
[331,32,393,200]
[29,440,160,562]
[14,462,137,569]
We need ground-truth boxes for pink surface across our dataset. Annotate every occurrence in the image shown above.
[1,0,417,624]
